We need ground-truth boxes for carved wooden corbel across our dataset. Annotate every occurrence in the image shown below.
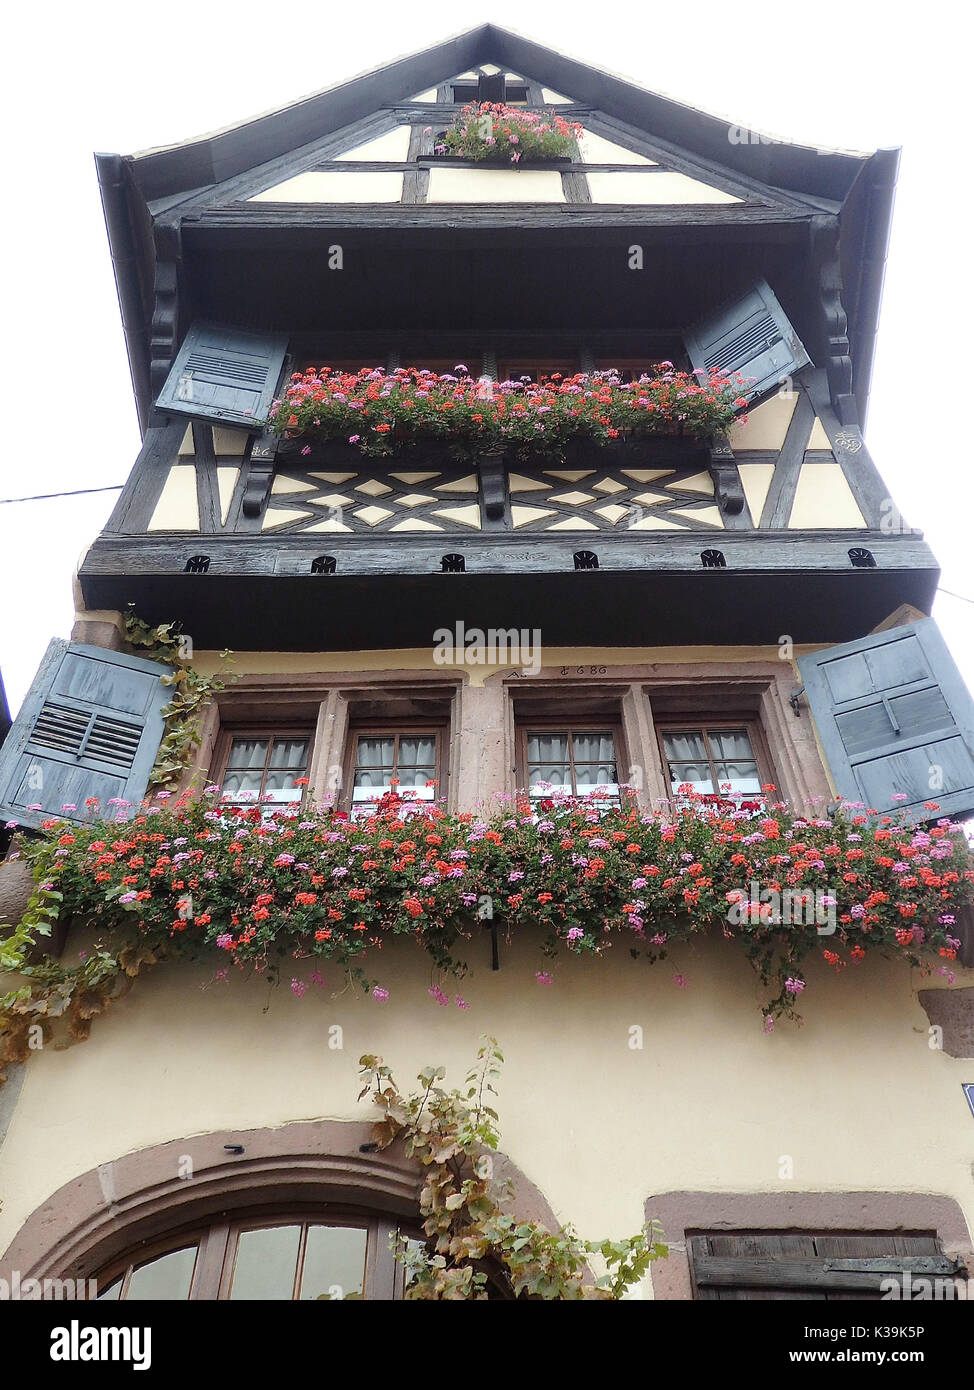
[148,219,183,410]
[810,215,859,429]
[477,449,507,520]
[707,435,745,515]
[243,430,279,517]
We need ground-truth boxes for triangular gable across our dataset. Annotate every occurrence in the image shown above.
[181,87,796,213]
[127,25,870,210]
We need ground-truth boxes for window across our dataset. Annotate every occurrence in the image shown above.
[520,726,621,803]
[97,1212,416,1301]
[658,724,767,800]
[348,730,439,817]
[590,358,666,382]
[496,358,578,385]
[218,732,312,807]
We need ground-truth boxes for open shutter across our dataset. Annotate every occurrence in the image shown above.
[155,322,288,429]
[685,279,810,402]
[798,619,974,820]
[0,641,174,830]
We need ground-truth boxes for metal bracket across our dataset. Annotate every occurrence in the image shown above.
[789,686,805,717]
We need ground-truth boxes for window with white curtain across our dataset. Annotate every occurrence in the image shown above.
[350,732,439,817]
[219,734,312,807]
[659,726,763,798]
[522,728,620,802]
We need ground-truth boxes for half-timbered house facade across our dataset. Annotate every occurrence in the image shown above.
[1,26,973,1302]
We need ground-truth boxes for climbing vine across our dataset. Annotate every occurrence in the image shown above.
[122,609,234,787]
[360,1037,666,1298]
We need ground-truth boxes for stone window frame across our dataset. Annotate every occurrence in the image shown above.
[189,671,465,815]
[342,721,448,816]
[212,724,316,805]
[646,1191,974,1300]
[500,663,826,812]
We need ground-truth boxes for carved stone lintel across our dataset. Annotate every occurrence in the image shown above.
[242,430,279,518]
[810,215,859,428]
[477,449,507,520]
[707,437,745,515]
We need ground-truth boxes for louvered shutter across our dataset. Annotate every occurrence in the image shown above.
[0,641,174,830]
[798,619,974,820]
[685,279,811,403]
[155,322,288,429]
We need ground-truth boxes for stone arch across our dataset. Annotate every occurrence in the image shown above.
[0,1117,556,1282]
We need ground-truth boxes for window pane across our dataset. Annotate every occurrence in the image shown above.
[226,739,269,769]
[268,739,309,769]
[125,1246,197,1301]
[527,733,568,763]
[575,763,617,787]
[528,762,570,790]
[355,737,395,770]
[300,1225,368,1301]
[221,771,265,796]
[572,731,616,765]
[398,736,436,766]
[397,767,436,788]
[97,1279,122,1300]
[714,762,761,794]
[707,729,754,762]
[230,1226,301,1300]
[662,731,708,763]
[354,769,392,789]
[263,770,305,794]
[667,762,715,794]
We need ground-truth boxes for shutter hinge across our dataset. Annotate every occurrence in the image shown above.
[789,686,805,717]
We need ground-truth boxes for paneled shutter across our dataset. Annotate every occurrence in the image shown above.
[685,279,811,403]
[155,322,288,429]
[797,619,974,820]
[0,641,174,830]
[689,1233,962,1300]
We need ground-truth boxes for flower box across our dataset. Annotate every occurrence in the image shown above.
[421,152,573,167]
[271,365,747,463]
[429,102,583,165]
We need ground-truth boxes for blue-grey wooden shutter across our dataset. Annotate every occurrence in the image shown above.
[797,619,974,820]
[685,279,811,403]
[0,641,174,830]
[155,322,288,429]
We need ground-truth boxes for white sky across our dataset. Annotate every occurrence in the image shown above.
[0,0,971,715]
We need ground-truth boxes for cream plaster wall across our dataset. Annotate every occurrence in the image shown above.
[250,171,404,203]
[1,932,971,1280]
[586,171,740,204]
[577,130,655,164]
[789,462,866,529]
[334,126,411,161]
[727,394,797,451]
[147,466,200,533]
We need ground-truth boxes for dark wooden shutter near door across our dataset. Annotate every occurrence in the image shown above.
[689,1232,962,1300]
[685,279,811,403]
[797,619,974,821]
[0,640,174,830]
[155,322,288,429]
